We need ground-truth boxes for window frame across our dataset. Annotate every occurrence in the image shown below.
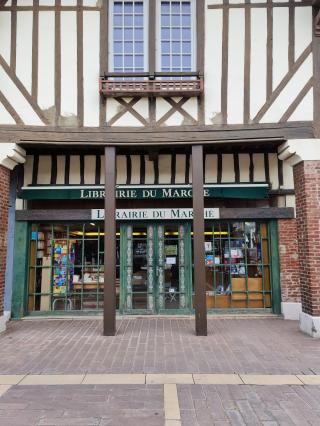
[108,0,149,73]
[155,0,197,74]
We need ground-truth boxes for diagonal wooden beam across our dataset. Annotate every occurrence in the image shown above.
[116,97,148,126]
[279,77,313,122]
[253,44,312,123]
[164,97,198,125]
[0,54,49,125]
[0,89,23,124]
[107,98,141,126]
[156,97,189,126]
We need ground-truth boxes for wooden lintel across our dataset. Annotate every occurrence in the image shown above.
[15,207,295,222]
[0,122,314,147]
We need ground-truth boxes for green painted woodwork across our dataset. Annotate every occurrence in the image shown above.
[269,221,281,314]
[21,184,269,200]
[11,221,29,319]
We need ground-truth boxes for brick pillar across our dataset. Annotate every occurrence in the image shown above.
[278,219,301,320]
[293,161,320,337]
[0,165,10,331]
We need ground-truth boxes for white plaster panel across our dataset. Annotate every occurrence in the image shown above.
[130,155,141,184]
[116,155,127,184]
[145,156,155,184]
[17,0,33,5]
[175,154,186,184]
[281,160,294,189]
[268,153,279,189]
[0,68,44,125]
[16,12,33,94]
[56,155,66,184]
[273,8,289,89]
[84,155,96,184]
[277,195,286,208]
[23,155,34,186]
[156,98,171,121]
[205,10,222,125]
[0,12,11,64]
[83,0,98,5]
[205,154,217,183]
[100,155,105,183]
[261,54,312,123]
[38,12,55,110]
[106,98,120,124]
[0,102,15,124]
[114,111,144,127]
[288,87,313,122]
[182,97,198,121]
[285,195,296,209]
[132,98,149,119]
[83,11,100,127]
[61,12,77,117]
[159,155,171,184]
[39,0,55,5]
[206,0,222,4]
[164,111,184,126]
[239,154,250,182]
[227,9,245,124]
[250,9,267,120]
[295,7,312,60]
[222,154,235,182]
[69,155,81,184]
[61,0,76,4]
[38,156,51,185]
[253,153,265,182]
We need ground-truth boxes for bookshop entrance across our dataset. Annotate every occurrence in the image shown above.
[120,223,192,314]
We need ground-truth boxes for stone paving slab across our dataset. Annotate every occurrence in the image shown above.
[1,317,320,375]
[0,384,164,426]
[177,384,320,426]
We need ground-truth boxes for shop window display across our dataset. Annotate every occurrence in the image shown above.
[28,223,120,312]
[193,221,272,309]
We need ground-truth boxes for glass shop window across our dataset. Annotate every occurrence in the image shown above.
[193,221,272,310]
[27,223,120,312]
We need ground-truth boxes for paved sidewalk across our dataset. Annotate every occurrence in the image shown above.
[0,317,319,375]
[1,317,320,425]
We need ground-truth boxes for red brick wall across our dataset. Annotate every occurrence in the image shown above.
[0,165,10,317]
[278,219,301,303]
[294,161,320,316]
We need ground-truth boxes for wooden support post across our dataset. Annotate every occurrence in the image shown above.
[104,146,116,336]
[192,145,207,336]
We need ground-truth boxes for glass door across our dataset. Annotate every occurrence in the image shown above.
[120,222,192,314]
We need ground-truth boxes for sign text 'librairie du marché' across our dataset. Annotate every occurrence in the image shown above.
[91,208,220,221]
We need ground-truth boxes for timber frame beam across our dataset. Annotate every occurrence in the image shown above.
[0,122,314,147]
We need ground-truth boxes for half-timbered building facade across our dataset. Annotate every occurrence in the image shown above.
[0,0,319,337]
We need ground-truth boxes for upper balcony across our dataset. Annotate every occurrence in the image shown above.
[99,72,204,98]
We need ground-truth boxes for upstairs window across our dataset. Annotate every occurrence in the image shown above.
[157,1,195,73]
[109,1,148,74]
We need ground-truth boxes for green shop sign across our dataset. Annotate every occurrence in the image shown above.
[21,183,269,200]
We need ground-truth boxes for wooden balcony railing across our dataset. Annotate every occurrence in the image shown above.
[99,72,204,98]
